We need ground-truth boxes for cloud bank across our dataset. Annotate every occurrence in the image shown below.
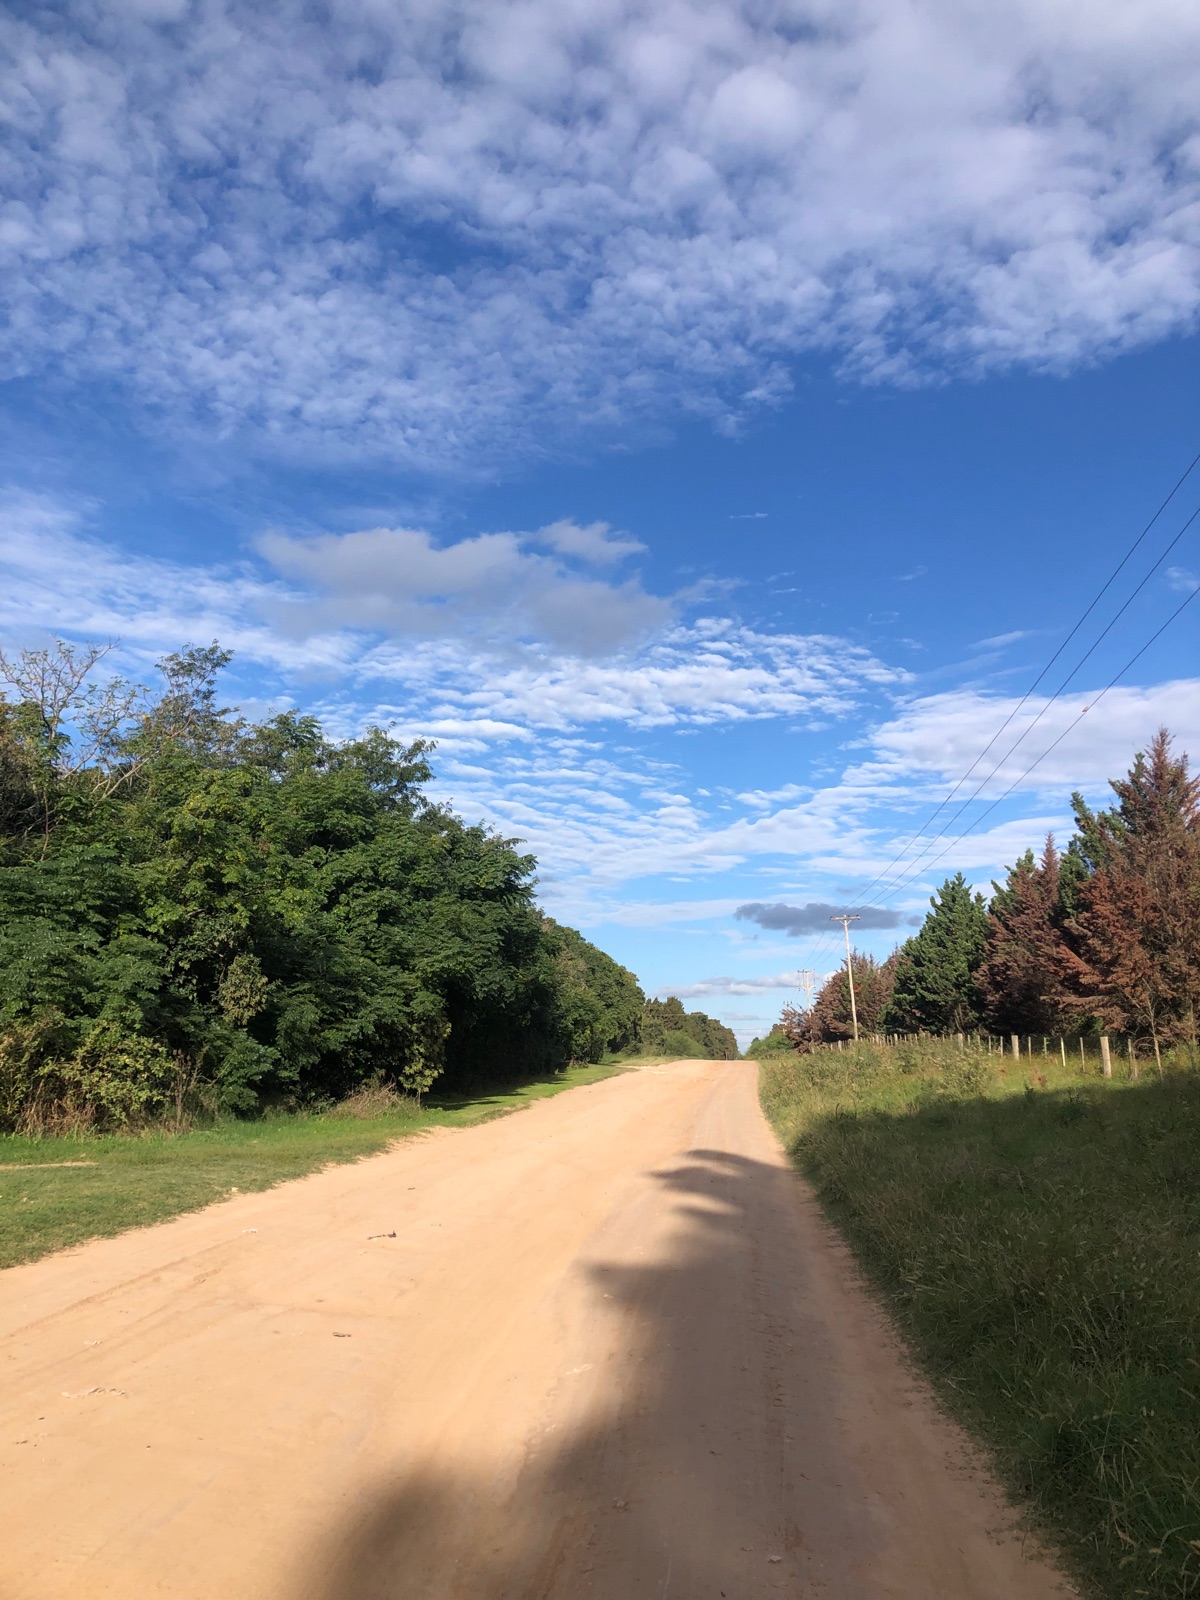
[735,901,908,935]
[3,0,1200,467]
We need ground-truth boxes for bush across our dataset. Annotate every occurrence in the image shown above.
[0,1013,184,1133]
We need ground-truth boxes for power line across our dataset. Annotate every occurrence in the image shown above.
[864,498,1200,902]
[846,447,1200,907]
[856,576,1200,910]
[759,451,1200,976]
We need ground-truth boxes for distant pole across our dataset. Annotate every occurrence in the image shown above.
[1100,1035,1112,1079]
[829,913,861,1042]
[799,969,815,1013]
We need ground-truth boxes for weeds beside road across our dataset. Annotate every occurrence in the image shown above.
[0,1062,625,1270]
[761,1037,1200,1600]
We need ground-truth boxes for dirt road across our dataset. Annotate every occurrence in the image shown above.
[0,1061,1070,1599]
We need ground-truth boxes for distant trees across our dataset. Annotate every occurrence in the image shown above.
[766,729,1199,1061]
[0,640,646,1131]
[641,996,738,1059]
[743,1023,793,1059]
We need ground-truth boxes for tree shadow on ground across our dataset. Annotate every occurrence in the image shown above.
[291,1147,883,1600]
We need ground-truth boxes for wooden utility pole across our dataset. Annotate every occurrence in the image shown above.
[798,970,815,1013]
[829,913,861,1043]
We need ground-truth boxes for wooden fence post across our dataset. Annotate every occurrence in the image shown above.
[956,1032,964,1050]
[1011,1033,1020,1061]
[1059,1037,1066,1068]
[1128,1037,1139,1081]
[1100,1035,1112,1079]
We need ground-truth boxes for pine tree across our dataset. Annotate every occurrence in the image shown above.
[1059,729,1200,1061]
[976,835,1069,1034]
[886,873,988,1033]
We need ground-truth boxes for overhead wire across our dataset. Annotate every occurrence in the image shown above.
[778,450,1200,1004]
[852,575,1200,907]
[841,445,1200,909]
[859,497,1200,905]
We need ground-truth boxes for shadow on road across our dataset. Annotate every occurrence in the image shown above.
[292,1147,880,1600]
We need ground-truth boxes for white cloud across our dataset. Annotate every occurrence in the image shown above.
[259,520,669,655]
[531,519,645,565]
[861,683,1200,796]
[973,629,1032,649]
[3,0,1199,468]
[662,971,817,998]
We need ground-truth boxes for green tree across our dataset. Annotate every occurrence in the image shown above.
[0,643,646,1129]
[641,997,737,1059]
[743,1023,793,1059]
[886,873,988,1033]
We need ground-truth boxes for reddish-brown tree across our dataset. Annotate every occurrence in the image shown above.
[1060,729,1200,1065]
[976,835,1070,1035]
[781,951,896,1048]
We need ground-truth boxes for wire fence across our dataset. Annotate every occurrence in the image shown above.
[809,1029,1195,1079]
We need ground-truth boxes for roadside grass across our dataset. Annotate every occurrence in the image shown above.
[760,1038,1200,1600]
[0,1061,626,1270]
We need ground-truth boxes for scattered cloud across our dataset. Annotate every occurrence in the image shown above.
[973,629,1032,649]
[531,520,645,566]
[662,971,817,998]
[859,684,1200,796]
[3,1,1200,469]
[897,565,928,583]
[1167,565,1199,593]
[735,901,907,936]
[3,492,1196,940]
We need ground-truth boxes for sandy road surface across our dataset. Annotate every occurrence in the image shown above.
[0,1061,1070,1600]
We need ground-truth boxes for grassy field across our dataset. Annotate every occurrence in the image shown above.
[0,1062,625,1271]
[760,1038,1200,1600]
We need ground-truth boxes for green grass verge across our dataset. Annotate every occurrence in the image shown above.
[759,1039,1200,1600]
[0,1061,625,1271]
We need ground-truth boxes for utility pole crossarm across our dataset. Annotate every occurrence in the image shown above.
[829,913,861,1043]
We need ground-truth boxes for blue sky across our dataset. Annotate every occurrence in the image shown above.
[2,0,1199,1042]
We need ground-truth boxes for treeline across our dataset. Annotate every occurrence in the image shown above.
[0,642,644,1131]
[776,729,1199,1065]
[639,996,738,1059]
